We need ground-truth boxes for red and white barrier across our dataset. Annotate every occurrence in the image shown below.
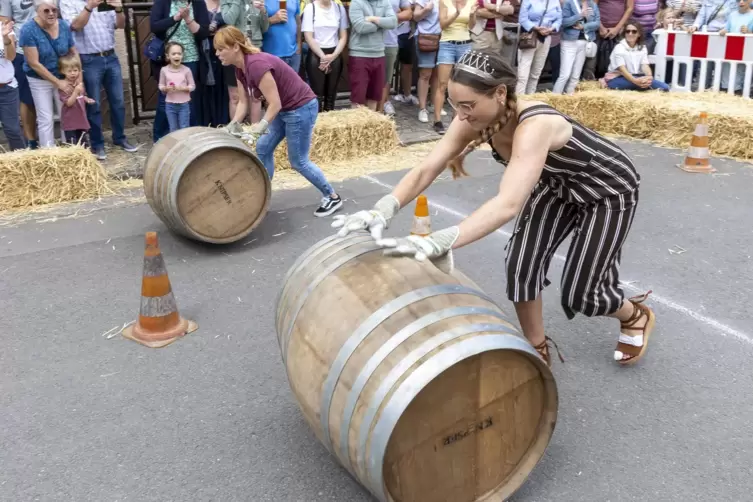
[652,28,753,97]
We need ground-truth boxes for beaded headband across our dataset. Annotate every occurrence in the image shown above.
[454,51,500,83]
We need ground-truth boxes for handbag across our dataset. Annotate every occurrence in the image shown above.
[143,21,181,64]
[417,33,440,52]
[518,0,551,50]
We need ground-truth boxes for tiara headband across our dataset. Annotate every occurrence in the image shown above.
[455,51,498,83]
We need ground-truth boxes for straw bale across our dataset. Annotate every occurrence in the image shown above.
[242,106,400,171]
[526,88,753,160]
[0,145,112,211]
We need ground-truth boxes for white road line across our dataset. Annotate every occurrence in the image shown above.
[362,174,753,346]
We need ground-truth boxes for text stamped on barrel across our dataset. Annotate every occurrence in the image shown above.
[441,416,494,447]
[214,180,232,205]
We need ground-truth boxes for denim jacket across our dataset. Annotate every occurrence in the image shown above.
[560,0,600,41]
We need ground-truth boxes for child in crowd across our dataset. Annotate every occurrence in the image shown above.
[158,42,196,132]
[58,54,94,147]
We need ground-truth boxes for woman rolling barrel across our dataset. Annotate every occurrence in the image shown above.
[332,49,656,367]
[214,25,344,217]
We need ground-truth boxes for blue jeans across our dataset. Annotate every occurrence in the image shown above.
[606,74,670,92]
[81,52,126,150]
[255,97,333,196]
[0,84,25,150]
[280,53,301,73]
[166,101,191,131]
[436,41,472,65]
[153,61,199,142]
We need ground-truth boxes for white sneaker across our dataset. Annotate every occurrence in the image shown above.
[428,104,448,116]
[418,109,429,123]
[395,94,419,105]
[383,101,395,115]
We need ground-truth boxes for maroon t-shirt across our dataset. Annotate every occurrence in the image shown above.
[58,90,90,132]
[235,52,316,112]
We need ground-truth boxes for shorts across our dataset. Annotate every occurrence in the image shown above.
[397,32,414,65]
[12,54,34,107]
[437,40,472,65]
[223,64,237,87]
[414,36,438,69]
[384,46,399,86]
[348,55,385,104]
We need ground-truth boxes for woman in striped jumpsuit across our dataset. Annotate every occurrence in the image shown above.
[332,49,656,366]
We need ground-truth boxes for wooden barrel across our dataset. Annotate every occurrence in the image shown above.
[276,232,559,502]
[143,126,271,244]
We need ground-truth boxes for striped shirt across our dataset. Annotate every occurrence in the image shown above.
[489,104,641,206]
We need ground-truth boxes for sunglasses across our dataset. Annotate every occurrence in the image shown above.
[625,29,638,34]
[42,7,58,14]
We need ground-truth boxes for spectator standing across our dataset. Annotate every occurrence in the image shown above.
[582,0,633,79]
[19,0,77,148]
[554,0,599,94]
[0,19,26,150]
[347,0,397,110]
[246,0,268,122]
[378,0,410,115]
[632,0,658,51]
[159,41,195,130]
[434,0,474,134]
[393,0,418,106]
[215,25,344,217]
[301,0,348,112]
[0,0,37,148]
[216,0,245,118]
[61,0,139,161]
[203,0,230,127]
[150,0,209,142]
[517,0,561,95]
[57,52,93,146]
[413,0,440,122]
[263,0,302,72]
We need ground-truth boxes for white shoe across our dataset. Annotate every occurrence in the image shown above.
[383,101,395,115]
[418,109,429,123]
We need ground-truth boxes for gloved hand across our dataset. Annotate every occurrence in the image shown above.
[331,194,400,241]
[379,226,460,274]
[240,119,270,145]
[223,121,243,137]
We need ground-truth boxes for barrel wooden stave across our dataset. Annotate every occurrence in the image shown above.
[277,233,558,502]
[143,127,271,244]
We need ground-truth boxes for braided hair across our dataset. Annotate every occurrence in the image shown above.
[446,50,518,179]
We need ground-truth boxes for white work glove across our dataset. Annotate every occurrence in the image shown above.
[240,119,270,144]
[331,194,400,241]
[379,226,459,274]
[224,121,243,137]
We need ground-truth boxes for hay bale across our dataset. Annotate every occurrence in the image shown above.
[0,145,112,211]
[243,106,400,171]
[527,88,753,160]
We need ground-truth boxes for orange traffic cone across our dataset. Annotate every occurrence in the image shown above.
[122,232,198,348]
[410,194,431,237]
[678,112,716,174]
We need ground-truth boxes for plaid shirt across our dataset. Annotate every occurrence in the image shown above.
[60,0,117,54]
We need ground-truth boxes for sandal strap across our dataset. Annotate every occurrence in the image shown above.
[534,336,565,364]
[621,290,653,330]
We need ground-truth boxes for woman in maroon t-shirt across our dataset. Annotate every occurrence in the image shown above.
[214,26,343,218]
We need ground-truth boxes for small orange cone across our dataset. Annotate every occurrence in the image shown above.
[678,112,716,174]
[410,194,431,237]
[122,232,198,348]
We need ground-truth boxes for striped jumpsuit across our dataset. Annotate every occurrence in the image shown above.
[489,104,641,320]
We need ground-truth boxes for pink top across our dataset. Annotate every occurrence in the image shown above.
[58,89,90,132]
[235,52,316,112]
[159,65,196,104]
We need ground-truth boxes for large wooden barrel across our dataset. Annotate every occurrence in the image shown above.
[276,232,558,502]
[143,127,271,244]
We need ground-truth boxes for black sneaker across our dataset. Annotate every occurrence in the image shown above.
[314,195,343,217]
[433,121,445,135]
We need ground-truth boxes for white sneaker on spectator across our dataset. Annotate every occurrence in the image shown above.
[383,101,396,115]
[427,104,448,116]
[395,94,419,105]
[418,109,429,123]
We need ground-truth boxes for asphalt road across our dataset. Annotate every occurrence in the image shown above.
[1,140,752,502]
